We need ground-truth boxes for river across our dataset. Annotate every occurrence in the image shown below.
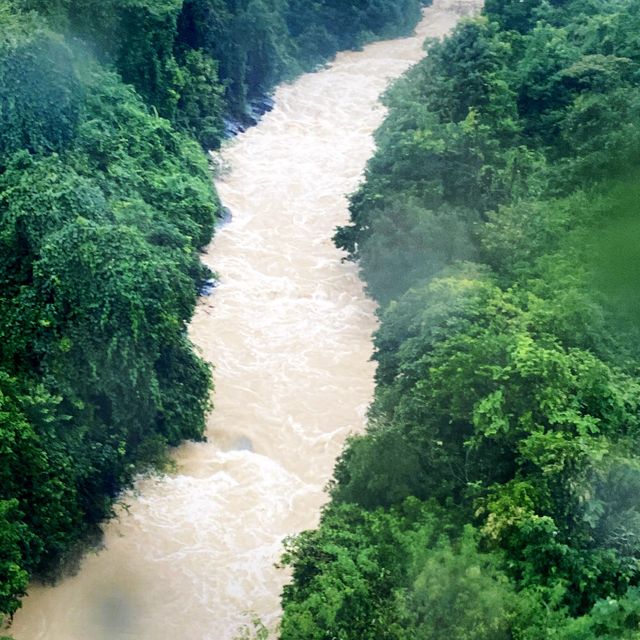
[10,1,480,637]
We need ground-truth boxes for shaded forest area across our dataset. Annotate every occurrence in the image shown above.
[280,0,640,638]
[0,0,427,623]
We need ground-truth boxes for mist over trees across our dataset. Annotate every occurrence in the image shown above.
[281,1,640,637]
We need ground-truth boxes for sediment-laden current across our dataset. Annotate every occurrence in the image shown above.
[11,1,480,637]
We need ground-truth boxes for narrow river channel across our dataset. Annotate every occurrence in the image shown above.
[11,1,480,637]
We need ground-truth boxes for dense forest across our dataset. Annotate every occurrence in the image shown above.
[280,0,640,638]
[0,0,426,626]
[9,0,426,147]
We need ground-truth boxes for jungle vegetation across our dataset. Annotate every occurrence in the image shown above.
[280,0,640,638]
[0,0,426,624]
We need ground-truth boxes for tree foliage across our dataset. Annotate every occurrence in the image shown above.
[0,5,218,620]
[11,0,426,147]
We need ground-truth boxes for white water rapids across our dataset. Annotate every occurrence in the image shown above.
[11,1,480,637]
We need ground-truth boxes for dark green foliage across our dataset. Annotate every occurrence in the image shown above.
[113,0,184,117]
[0,500,30,619]
[0,7,219,618]
[175,49,226,148]
[484,0,551,33]
[285,0,423,70]
[282,0,640,637]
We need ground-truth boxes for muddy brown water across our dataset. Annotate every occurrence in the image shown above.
[10,2,481,637]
